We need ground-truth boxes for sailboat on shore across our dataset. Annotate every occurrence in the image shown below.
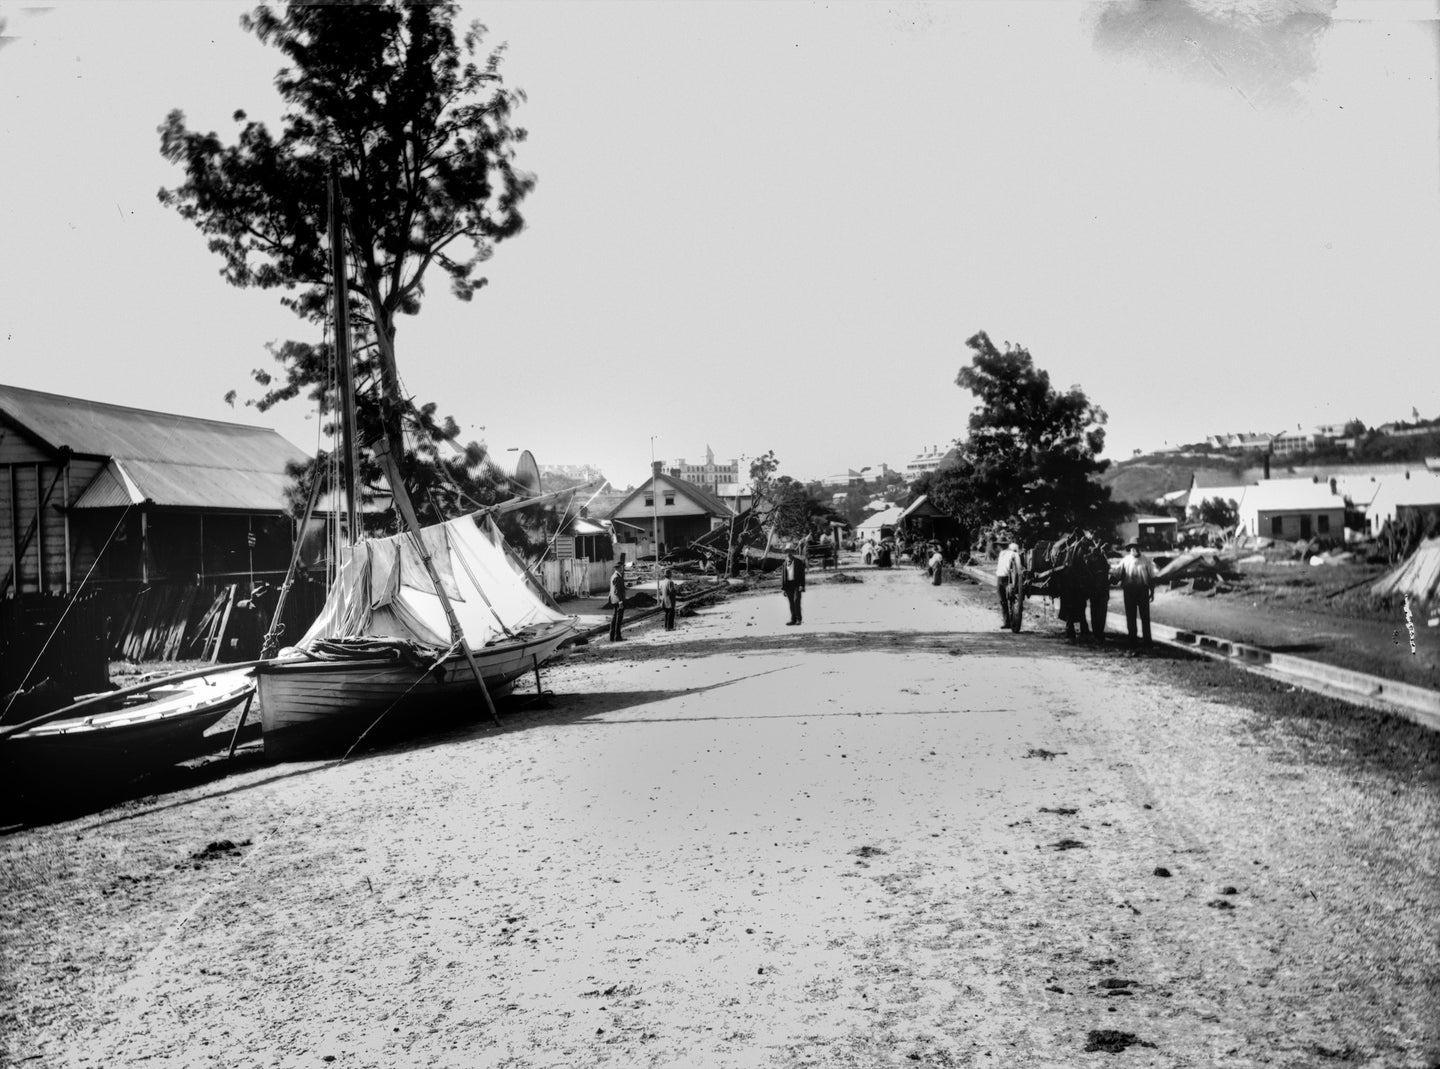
[254,170,577,760]
[255,511,575,759]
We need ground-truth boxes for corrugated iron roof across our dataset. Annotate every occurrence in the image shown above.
[1,383,307,511]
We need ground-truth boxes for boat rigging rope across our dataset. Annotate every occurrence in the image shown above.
[340,640,462,762]
[3,504,134,719]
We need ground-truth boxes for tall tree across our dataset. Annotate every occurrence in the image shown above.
[158,1,533,526]
[768,477,840,543]
[929,331,1126,545]
[748,451,780,508]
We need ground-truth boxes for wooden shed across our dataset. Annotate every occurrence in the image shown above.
[0,384,316,666]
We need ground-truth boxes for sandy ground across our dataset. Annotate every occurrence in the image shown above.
[2,566,1438,1068]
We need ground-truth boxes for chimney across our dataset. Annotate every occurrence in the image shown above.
[652,460,663,478]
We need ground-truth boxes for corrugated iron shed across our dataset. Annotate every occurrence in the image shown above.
[1,383,307,512]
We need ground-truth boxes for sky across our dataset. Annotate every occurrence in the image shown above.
[1,0,1437,490]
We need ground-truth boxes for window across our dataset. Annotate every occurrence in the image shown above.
[644,496,653,507]
[1270,516,1284,536]
[664,494,675,506]
[1317,514,1330,534]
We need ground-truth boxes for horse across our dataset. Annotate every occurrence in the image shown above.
[1026,531,1112,644]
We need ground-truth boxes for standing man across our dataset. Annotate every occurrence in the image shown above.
[995,541,1020,629]
[658,568,679,631]
[1119,539,1156,651]
[928,543,945,586]
[781,545,807,625]
[608,556,627,642]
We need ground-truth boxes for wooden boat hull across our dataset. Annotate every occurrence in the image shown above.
[255,623,575,760]
[1,670,255,790]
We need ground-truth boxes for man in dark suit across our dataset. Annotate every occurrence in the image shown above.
[781,545,807,625]
[608,557,627,642]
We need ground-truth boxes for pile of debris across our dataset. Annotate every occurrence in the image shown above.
[1153,548,1240,592]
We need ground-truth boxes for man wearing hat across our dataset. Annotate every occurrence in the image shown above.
[781,544,807,625]
[1119,539,1157,650]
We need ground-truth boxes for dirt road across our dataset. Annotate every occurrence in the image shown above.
[3,567,1437,1067]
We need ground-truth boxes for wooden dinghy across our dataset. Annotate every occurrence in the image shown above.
[1,667,255,789]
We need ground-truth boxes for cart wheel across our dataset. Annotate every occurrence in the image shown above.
[1009,588,1024,633]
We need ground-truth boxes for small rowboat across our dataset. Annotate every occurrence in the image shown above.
[0,668,256,793]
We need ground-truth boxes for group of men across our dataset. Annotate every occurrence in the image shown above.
[603,533,1159,647]
[607,558,681,642]
[606,544,808,641]
[994,537,1159,649]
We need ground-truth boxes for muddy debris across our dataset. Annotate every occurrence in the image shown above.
[1084,1029,1157,1053]
[1023,748,1066,760]
[850,845,887,858]
[1153,866,1172,877]
[1040,806,1079,816]
[1051,839,1086,851]
[1207,899,1237,911]
[190,839,251,862]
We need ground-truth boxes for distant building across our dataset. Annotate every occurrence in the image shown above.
[817,469,864,488]
[1364,472,1440,535]
[1186,475,1253,518]
[904,442,959,475]
[540,462,606,483]
[1270,430,1326,456]
[1118,515,1178,552]
[1236,479,1345,541]
[667,445,740,493]
[1376,420,1440,438]
[712,482,755,515]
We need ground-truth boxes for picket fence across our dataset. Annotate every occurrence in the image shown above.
[538,557,611,599]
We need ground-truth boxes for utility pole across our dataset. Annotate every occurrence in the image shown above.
[650,435,660,569]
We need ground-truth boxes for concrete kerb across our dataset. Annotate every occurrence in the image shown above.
[957,562,1440,732]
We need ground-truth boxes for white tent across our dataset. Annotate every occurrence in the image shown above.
[293,514,570,653]
[1371,536,1440,604]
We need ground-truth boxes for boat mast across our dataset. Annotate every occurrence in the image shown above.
[333,171,502,728]
[327,165,361,551]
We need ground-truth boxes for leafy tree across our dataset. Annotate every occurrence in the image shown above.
[930,331,1126,546]
[748,450,780,507]
[159,1,533,527]
[769,477,841,542]
[1192,497,1239,528]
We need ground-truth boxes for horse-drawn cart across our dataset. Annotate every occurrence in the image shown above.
[1002,532,1113,640]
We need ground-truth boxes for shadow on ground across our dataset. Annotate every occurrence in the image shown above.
[1,615,1188,833]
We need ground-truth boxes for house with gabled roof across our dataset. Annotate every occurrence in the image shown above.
[0,383,308,597]
[1235,478,1345,542]
[1365,472,1440,537]
[606,462,733,559]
